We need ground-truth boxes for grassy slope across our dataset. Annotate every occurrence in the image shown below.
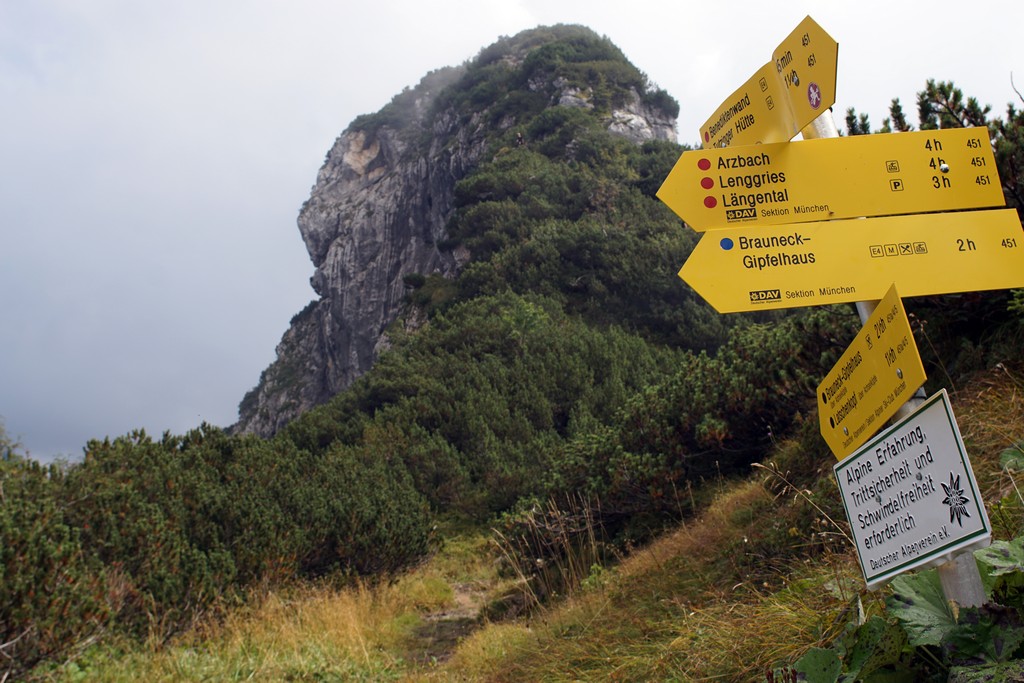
[36,364,1024,682]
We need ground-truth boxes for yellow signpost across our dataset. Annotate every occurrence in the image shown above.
[699,16,838,148]
[817,285,926,460]
[658,127,1004,232]
[678,209,1024,313]
[675,13,1001,598]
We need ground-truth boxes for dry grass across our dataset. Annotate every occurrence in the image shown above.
[952,364,1024,489]
[49,580,425,681]
[44,529,509,682]
[662,567,865,680]
[419,480,875,682]
[212,581,415,666]
[945,363,1024,544]
[413,623,539,682]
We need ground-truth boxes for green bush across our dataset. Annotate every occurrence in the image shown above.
[297,434,431,576]
[42,425,433,641]
[62,431,237,635]
[533,307,859,544]
[0,458,110,677]
[280,292,681,516]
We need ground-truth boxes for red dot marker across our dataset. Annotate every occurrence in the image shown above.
[697,158,711,171]
[704,131,710,143]
[704,196,717,209]
[701,177,714,190]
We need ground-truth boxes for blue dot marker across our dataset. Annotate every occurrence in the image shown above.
[720,237,734,251]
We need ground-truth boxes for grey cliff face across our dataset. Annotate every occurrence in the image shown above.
[235,68,480,437]
[301,115,479,389]
[235,51,678,438]
[608,89,677,144]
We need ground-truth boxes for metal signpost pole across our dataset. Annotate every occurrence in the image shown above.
[802,110,986,607]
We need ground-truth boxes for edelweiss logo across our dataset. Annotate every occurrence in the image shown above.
[749,289,781,304]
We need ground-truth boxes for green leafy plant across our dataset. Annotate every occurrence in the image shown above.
[778,616,914,682]
[769,535,1024,682]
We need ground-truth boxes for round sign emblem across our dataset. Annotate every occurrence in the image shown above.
[807,82,822,110]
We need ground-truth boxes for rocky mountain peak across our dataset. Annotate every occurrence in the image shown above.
[234,25,679,437]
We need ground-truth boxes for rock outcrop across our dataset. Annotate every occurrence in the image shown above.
[234,26,678,437]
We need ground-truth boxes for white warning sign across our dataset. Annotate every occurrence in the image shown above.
[834,389,991,589]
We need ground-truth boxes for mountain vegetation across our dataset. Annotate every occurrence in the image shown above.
[3,25,1024,680]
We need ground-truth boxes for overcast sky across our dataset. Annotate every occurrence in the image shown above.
[2,0,1020,462]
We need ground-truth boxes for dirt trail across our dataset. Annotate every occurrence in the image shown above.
[405,582,488,665]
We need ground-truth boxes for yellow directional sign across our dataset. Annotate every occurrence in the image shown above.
[678,209,1024,313]
[818,285,926,460]
[699,16,838,148]
[699,63,791,150]
[772,15,839,139]
[659,127,1004,232]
